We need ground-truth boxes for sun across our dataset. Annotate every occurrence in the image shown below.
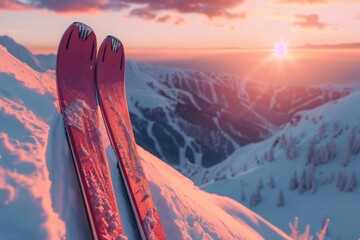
[274,41,288,58]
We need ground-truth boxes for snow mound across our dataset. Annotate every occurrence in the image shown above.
[0,39,290,239]
[139,147,290,240]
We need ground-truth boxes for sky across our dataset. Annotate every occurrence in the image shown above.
[1,0,360,55]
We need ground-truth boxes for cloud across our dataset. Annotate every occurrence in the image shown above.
[292,14,333,31]
[275,0,331,5]
[156,15,185,25]
[0,0,30,11]
[0,0,246,20]
[129,7,156,20]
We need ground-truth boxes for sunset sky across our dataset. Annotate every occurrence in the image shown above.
[1,0,360,54]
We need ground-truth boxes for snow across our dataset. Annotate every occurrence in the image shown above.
[0,38,290,239]
[203,89,360,239]
[64,99,93,134]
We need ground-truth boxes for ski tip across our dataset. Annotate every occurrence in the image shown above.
[106,35,123,53]
[71,22,94,41]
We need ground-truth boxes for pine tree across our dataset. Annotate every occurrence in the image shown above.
[299,170,306,194]
[268,175,275,189]
[277,190,285,207]
[306,137,316,165]
[343,143,350,167]
[286,135,298,160]
[249,191,261,207]
[327,137,337,160]
[337,172,347,191]
[289,171,298,191]
[346,171,357,192]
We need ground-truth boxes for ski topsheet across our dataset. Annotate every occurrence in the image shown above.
[56,23,125,240]
[96,36,166,240]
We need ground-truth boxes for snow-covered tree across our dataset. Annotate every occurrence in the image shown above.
[343,143,351,167]
[349,127,360,155]
[299,167,316,194]
[277,190,285,207]
[316,218,330,240]
[289,217,330,240]
[346,171,357,192]
[289,171,298,190]
[299,170,307,194]
[268,175,275,189]
[337,172,347,191]
[327,137,337,160]
[279,134,298,160]
[289,217,300,240]
[289,217,313,240]
[249,188,262,207]
[264,146,275,162]
[306,137,317,165]
[249,193,257,207]
[286,135,298,160]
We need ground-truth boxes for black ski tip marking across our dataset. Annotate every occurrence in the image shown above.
[73,22,93,41]
[120,52,124,70]
[66,30,73,49]
[90,41,95,60]
[102,44,107,62]
[107,35,122,53]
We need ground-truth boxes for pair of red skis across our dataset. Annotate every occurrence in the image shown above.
[56,22,165,240]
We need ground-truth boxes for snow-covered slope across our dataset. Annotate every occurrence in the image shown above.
[201,87,360,239]
[126,62,351,169]
[0,42,290,239]
[0,35,54,72]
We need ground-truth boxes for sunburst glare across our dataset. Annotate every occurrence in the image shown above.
[274,41,288,58]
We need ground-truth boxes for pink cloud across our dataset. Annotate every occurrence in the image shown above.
[275,0,330,5]
[156,15,185,25]
[292,14,333,31]
[0,0,246,20]
[129,7,156,20]
[0,0,30,11]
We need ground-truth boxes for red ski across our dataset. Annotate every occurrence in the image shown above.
[56,23,125,240]
[96,36,166,240]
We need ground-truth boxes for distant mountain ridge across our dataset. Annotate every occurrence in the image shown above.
[0,35,55,72]
[299,42,360,49]
[125,63,351,168]
[0,36,354,169]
